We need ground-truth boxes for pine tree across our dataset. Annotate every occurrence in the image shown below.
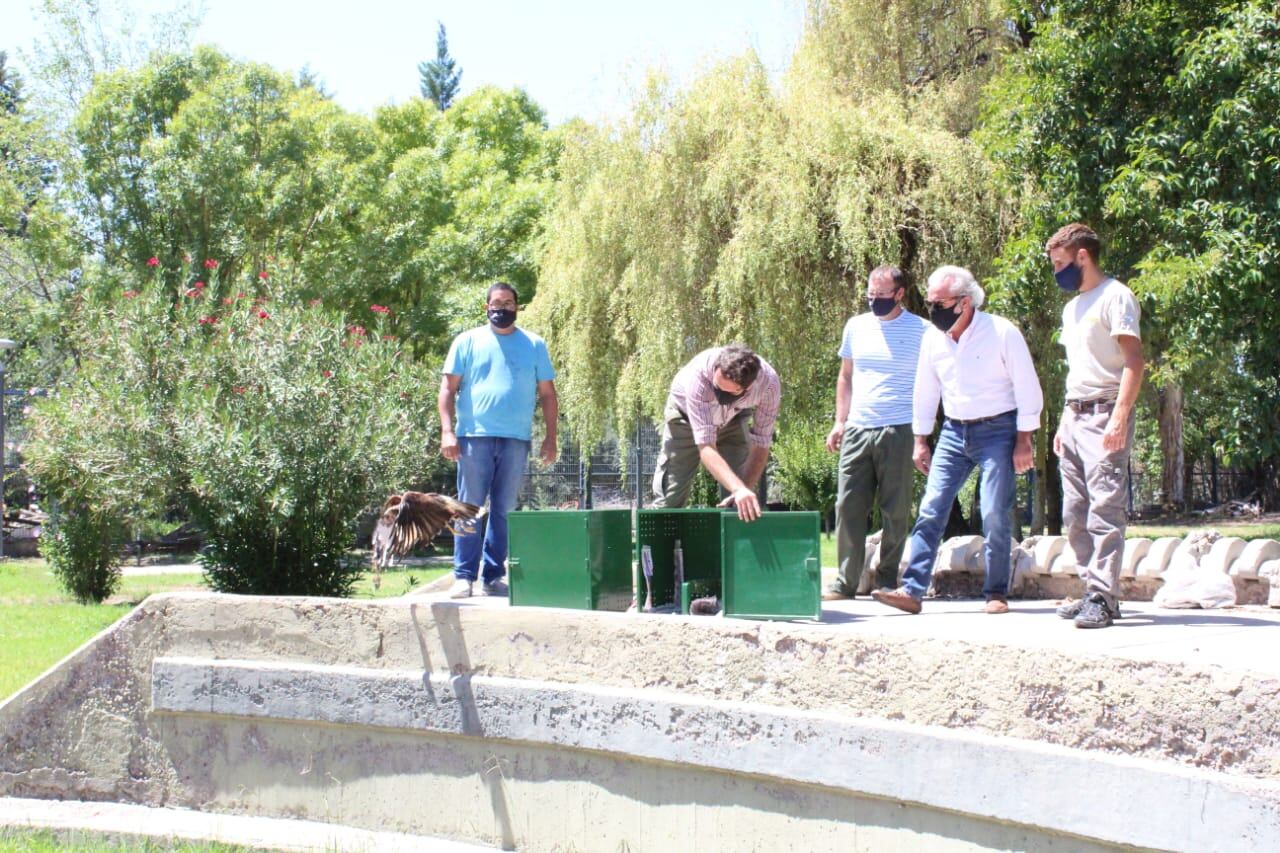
[0,51,24,114]
[417,23,461,110]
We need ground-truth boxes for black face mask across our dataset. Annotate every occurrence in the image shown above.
[714,386,746,406]
[929,301,964,333]
[487,308,516,329]
[869,296,897,317]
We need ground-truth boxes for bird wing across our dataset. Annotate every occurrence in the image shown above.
[387,492,483,557]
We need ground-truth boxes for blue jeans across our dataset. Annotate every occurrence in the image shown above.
[902,412,1017,600]
[454,436,530,583]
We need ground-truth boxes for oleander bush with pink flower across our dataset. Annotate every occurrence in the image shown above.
[26,263,443,599]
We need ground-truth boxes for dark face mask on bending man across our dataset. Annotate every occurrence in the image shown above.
[714,385,747,406]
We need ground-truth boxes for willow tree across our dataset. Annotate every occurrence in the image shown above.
[529,50,1003,478]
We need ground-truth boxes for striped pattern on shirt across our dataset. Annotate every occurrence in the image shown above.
[667,347,782,448]
[838,311,929,429]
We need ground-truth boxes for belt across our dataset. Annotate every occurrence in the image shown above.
[1067,398,1116,415]
[946,409,1016,426]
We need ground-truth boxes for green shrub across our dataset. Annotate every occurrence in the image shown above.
[175,295,437,596]
[25,266,443,598]
[770,418,838,518]
[40,505,124,603]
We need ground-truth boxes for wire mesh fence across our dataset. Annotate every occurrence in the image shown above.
[518,420,665,510]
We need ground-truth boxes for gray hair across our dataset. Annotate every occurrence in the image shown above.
[927,265,985,309]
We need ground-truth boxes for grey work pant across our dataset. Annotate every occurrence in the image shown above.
[1059,406,1134,609]
[834,423,915,593]
[651,406,752,507]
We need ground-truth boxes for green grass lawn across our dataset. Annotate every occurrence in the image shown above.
[0,557,448,704]
[0,828,263,852]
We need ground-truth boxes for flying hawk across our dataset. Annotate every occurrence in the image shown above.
[370,492,484,587]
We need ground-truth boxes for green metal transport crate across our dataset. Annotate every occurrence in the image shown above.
[720,513,821,620]
[634,509,722,609]
[508,509,633,610]
[635,509,821,621]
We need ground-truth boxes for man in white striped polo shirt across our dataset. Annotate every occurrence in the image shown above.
[824,265,929,599]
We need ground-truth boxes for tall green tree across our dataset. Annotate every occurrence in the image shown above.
[418,23,462,110]
[982,0,1280,509]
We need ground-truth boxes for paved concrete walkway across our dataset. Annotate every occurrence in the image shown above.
[0,797,493,852]
[430,582,1280,678]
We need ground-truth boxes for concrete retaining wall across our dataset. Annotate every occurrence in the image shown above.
[4,593,1280,851]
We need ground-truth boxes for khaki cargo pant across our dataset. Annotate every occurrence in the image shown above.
[1059,405,1134,610]
[651,403,752,508]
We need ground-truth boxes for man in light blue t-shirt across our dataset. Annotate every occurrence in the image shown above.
[823,265,928,600]
[439,282,558,598]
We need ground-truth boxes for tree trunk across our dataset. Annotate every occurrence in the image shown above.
[1045,450,1062,535]
[1158,382,1186,511]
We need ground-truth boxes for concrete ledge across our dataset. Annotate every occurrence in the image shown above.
[7,593,1280,851]
[0,796,489,852]
[151,657,1280,853]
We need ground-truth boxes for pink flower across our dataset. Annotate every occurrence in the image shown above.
[257,310,270,319]
[203,258,219,270]
[198,316,219,326]
[146,256,159,267]
[307,298,322,307]
[223,297,235,305]
[347,325,366,337]
[232,386,247,394]
[194,280,206,289]
[123,290,139,298]
[370,304,390,314]
[184,288,201,298]
[258,270,269,280]
[381,334,397,341]
[322,370,333,378]
[237,292,247,299]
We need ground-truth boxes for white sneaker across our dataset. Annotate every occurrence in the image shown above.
[448,579,473,599]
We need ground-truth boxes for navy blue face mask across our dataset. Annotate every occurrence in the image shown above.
[487,308,517,329]
[1054,262,1083,293]
[869,296,897,317]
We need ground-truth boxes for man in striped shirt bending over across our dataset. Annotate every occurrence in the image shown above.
[824,265,930,600]
[652,345,781,522]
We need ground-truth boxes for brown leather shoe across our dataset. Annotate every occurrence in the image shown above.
[871,586,922,614]
[984,598,1009,615]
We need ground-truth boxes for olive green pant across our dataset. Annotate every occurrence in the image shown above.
[834,423,915,593]
[651,406,752,507]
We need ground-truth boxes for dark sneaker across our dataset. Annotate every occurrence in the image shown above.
[822,583,854,601]
[1074,592,1114,629]
[481,579,509,597]
[871,586,922,614]
[1056,598,1084,619]
[1058,596,1121,620]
